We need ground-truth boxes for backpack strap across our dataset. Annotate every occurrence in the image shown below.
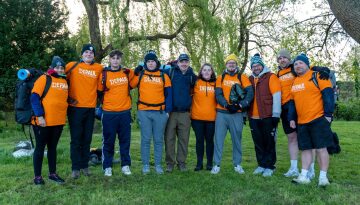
[137,70,166,110]
[311,71,320,89]
[65,62,80,75]
[124,68,131,96]
[41,75,52,99]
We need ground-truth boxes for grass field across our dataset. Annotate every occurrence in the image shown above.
[0,120,359,205]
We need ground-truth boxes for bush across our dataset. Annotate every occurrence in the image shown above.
[335,98,360,121]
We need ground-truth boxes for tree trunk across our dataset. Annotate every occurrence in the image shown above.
[327,0,360,43]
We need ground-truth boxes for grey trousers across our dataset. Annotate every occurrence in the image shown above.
[138,110,168,166]
[165,112,191,165]
[213,112,244,166]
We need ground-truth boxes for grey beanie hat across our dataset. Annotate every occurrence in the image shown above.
[277,49,291,60]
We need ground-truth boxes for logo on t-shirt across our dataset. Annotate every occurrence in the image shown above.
[79,68,97,78]
[109,77,128,85]
[51,82,68,90]
[291,83,305,92]
[143,76,162,84]
[223,80,237,87]
[279,73,294,81]
[199,86,215,92]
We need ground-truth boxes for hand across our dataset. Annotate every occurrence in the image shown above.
[325,116,332,123]
[134,65,144,76]
[318,70,330,80]
[226,104,240,114]
[271,117,280,127]
[290,120,296,129]
[38,116,46,127]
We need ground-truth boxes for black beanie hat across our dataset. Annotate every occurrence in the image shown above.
[81,44,96,56]
[50,56,65,68]
[144,50,158,62]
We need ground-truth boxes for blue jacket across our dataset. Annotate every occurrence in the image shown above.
[164,66,197,112]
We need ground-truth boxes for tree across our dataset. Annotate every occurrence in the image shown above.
[0,0,77,111]
[327,0,360,44]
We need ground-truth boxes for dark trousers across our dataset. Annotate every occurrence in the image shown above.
[32,125,63,176]
[68,106,95,170]
[102,111,131,169]
[249,118,277,169]
[191,120,215,167]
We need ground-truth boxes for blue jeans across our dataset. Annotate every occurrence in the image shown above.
[138,110,168,166]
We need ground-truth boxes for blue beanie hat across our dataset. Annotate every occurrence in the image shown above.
[250,53,265,68]
[50,56,65,68]
[144,50,158,62]
[81,44,96,56]
[294,53,310,68]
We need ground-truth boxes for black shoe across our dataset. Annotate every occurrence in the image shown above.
[206,165,213,171]
[194,165,203,171]
[49,173,65,184]
[34,176,45,185]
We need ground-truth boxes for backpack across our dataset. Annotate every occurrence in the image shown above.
[137,70,167,109]
[15,68,52,147]
[311,67,338,103]
[327,132,341,155]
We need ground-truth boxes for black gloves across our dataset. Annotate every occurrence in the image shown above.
[271,117,280,127]
[134,65,144,76]
[226,104,240,114]
[312,66,330,80]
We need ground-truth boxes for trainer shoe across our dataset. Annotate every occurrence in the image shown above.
[155,165,164,174]
[34,176,45,185]
[178,163,188,172]
[234,165,245,174]
[104,167,112,177]
[81,168,91,176]
[166,164,174,173]
[292,174,311,184]
[48,173,65,184]
[71,170,80,179]
[284,168,299,177]
[253,167,265,175]
[318,177,330,187]
[262,169,274,177]
[142,165,150,175]
[121,165,132,175]
[307,169,315,180]
[211,165,220,174]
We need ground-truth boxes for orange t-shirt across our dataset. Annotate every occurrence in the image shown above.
[98,69,134,112]
[131,70,171,111]
[191,79,217,121]
[215,72,252,112]
[250,74,281,118]
[277,67,296,105]
[291,70,332,124]
[65,61,103,108]
[31,75,68,126]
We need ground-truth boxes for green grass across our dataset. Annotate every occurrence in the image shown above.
[0,120,359,204]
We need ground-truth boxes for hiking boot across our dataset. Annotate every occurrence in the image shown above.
[121,165,131,176]
[253,167,265,175]
[178,163,187,172]
[262,169,274,177]
[71,170,80,179]
[34,176,45,185]
[142,165,150,175]
[234,165,245,174]
[166,164,174,173]
[284,168,299,177]
[81,168,91,176]
[292,174,311,184]
[194,165,203,171]
[104,167,112,177]
[211,165,220,174]
[155,165,164,174]
[318,177,330,187]
[48,173,65,184]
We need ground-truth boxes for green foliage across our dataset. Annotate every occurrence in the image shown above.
[0,0,77,111]
[335,98,360,121]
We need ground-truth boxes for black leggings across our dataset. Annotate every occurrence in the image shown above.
[32,125,63,176]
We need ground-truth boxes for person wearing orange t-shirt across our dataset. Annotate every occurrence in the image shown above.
[65,44,103,179]
[31,56,68,185]
[97,50,134,177]
[248,53,281,177]
[191,63,217,171]
[289,53,334,186]
[211,54,254,175]
[131,51,172,174]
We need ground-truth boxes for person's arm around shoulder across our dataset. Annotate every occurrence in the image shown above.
[318,74,334,122]
[164,73,173,114]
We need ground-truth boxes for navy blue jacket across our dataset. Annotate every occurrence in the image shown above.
[164,66,197,112]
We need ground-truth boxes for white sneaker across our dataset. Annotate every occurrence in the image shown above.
[104,167,112,177]
[234,165,245,174]
[155,165,164,174]
[318,177,330,186]
[142,165,150,175]
[211,165,220,174]
[253,167,265,175]
[262,169,274,177]
[121,165,131,175]
[284,168,299,177]
[307,169,315,180]
[292,174,311,184]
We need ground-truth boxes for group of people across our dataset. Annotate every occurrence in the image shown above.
[30,44,335,187]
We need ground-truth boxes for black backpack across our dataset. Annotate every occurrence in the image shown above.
[327,132,341,155]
